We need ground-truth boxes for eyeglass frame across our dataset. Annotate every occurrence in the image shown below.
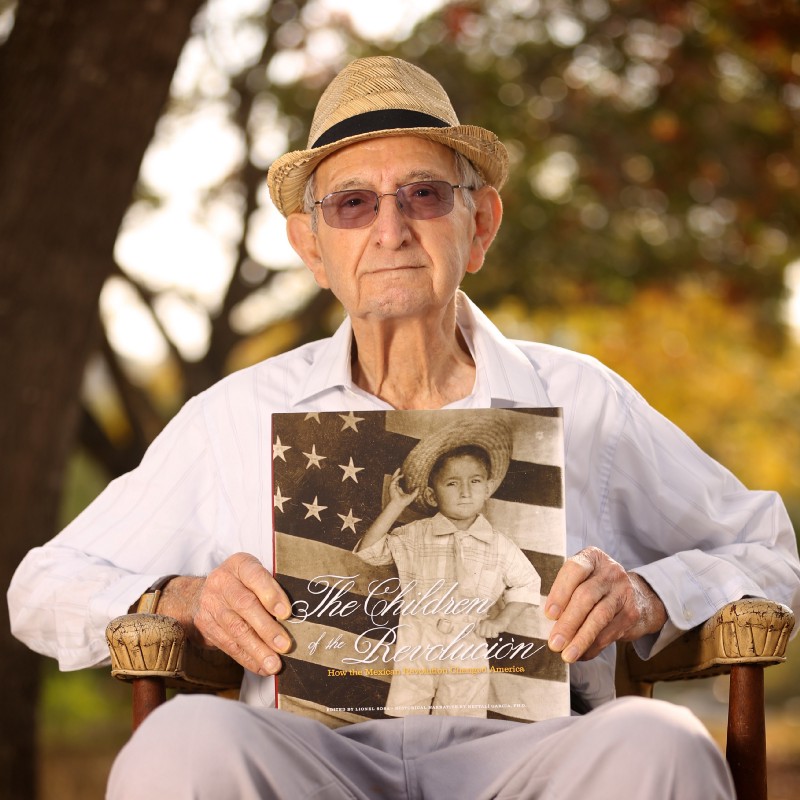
[311,181,475,229]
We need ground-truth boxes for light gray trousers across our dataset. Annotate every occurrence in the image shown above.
[108,695,735,799]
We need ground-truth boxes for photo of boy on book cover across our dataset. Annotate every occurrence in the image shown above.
[355,416,541,717]
[271,407,568,726]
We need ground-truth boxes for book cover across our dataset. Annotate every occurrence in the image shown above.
[272,407,569,728]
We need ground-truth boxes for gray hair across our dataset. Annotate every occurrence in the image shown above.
[301,149,486,231]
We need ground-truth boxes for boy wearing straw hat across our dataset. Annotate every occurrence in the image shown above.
[356,417,541,717]
[10,55,798,800]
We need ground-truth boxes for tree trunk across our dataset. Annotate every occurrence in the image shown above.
[0,1,204,797]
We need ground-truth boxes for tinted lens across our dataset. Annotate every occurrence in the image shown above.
[321,190,377,229]
[318,181,459,229]
[398,181,455,219]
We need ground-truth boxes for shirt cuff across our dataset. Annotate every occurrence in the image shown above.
[504,586,541,606]
[630,556,766,659]
[628,559,711,659]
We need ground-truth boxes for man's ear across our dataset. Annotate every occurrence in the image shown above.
[466,186,503,275]
[286,212,330,289]
[423,486,438,508]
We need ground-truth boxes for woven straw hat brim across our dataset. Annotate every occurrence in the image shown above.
[401,416,513,513]
[267,124,508,217]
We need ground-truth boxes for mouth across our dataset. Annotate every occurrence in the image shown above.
[366,264,425,275]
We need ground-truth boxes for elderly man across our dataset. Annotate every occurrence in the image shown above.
[9,57,800,799]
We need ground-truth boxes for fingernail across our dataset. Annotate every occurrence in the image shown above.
[545,603,560,620]
[563,646,579,663]
[549,634,565,652]
[262,655,281,674]
[274,603,289,619]
[273,634,289,651]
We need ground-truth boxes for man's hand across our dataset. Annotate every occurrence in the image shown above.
[545,547,667,663]
[158,553,293,676]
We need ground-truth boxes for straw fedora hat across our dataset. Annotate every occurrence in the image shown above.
[267,56,509,217]
[401,414,513,512]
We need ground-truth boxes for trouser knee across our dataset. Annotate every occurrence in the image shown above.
[594,696,733,797]
[108,695,259,799]
[605,696,717,759]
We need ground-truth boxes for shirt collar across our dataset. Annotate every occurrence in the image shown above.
[454,291,551,408]
[292,314,357,407]
[431,512,495,543]
[291,291,551,409]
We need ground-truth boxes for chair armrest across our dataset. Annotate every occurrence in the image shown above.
[106,613,243,693]
[622,598,795,685]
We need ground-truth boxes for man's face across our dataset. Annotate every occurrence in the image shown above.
[288,136,489,323]
[426,454,493,526]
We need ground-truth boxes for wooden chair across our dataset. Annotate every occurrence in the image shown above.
[106,597,794,800]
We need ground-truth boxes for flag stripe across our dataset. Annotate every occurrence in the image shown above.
[493,462,563,508]
[279,657,391,721]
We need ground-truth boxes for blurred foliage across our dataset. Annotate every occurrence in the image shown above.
[38,661,129,747]
[764,635,800,705]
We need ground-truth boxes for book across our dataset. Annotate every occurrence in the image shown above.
[272,407,569,728]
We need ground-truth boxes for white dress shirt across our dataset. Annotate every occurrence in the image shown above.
[8,291,800,709]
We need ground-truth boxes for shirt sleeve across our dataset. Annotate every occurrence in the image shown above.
[7,396,228,670]
[354,521,413,567]
[602,388,800,659]
[353,535,395,566]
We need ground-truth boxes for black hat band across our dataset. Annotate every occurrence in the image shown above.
[312,109,450,149]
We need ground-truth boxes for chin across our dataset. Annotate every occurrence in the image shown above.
[365,288,444,320]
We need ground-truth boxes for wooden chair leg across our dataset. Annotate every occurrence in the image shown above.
[131,676,167,731]
[727,664,766,800]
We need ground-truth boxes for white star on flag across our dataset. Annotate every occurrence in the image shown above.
[302,496,327,521]
[339,411,364,432]
[272,436,291,461]
[304,412,321,423]
[337,508,362,533]
[273,486,290,512]
[338,457,364,483]
[302,444,327,469]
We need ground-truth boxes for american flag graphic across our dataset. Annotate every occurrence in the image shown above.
[272,408,569,728]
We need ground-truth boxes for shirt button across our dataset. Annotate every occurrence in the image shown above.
[683,608,693,621]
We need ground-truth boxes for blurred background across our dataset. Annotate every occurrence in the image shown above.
[1,0,799,797]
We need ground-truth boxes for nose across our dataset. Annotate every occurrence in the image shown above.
[372,192,411,248]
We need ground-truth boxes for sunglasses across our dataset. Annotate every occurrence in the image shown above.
[313,181,474,229]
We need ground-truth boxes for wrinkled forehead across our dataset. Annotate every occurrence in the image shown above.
[313,135,460,193]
